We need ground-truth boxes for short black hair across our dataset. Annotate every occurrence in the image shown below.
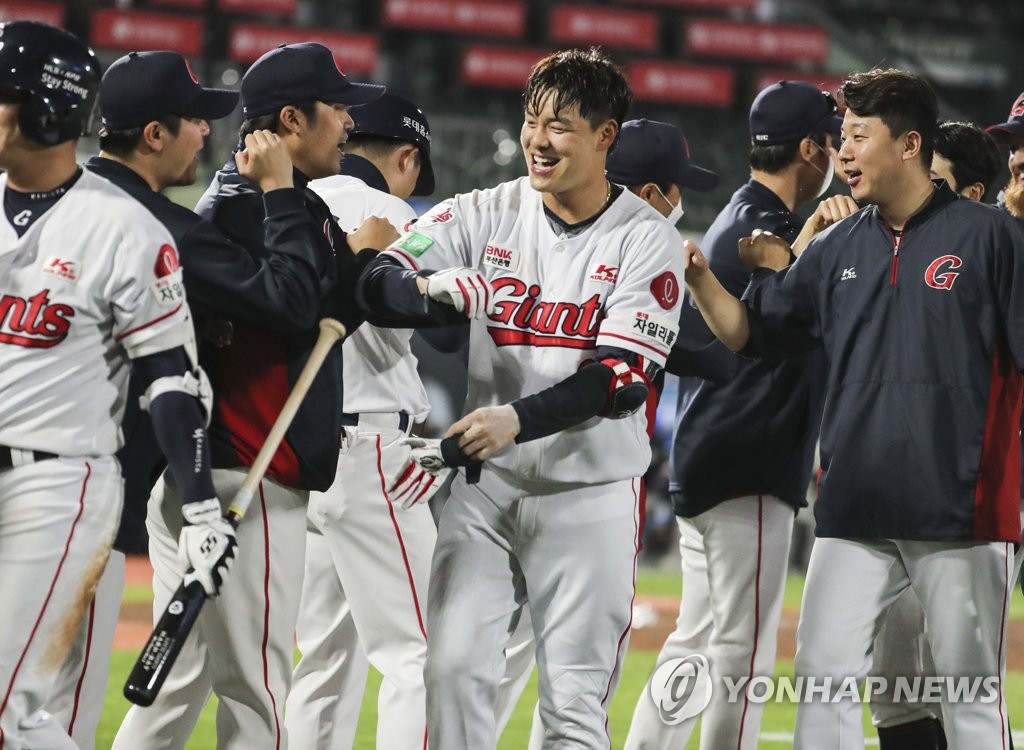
[238,99,319,141]
[840,68,938,168]
[344,134,419,165]
[98,115,182,158]
[933,120,1002,195]
[749,131,828,174]
[523,47,631,134]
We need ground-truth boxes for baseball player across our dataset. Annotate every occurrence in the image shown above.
[624,81,840,750]
[44,50,239,750]
[358,48,686,749]
[491,116,722,746]
[684,68,1024,749]
[111,43,397,750]
[986,89,1024,223]
[0,22,235,750]
[285,92,442,750]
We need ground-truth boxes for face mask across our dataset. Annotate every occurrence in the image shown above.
[655,185,684,225]
[810,141,835,199]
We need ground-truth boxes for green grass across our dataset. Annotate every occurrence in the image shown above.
[101,567,1024,748]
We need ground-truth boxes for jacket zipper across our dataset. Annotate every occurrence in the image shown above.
[888,228,903,286]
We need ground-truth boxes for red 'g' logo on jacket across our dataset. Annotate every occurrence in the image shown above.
[924,255,962,291]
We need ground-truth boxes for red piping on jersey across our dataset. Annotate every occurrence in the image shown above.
[487,327,596,349]
[973,345,1023,540]
[736,495,765,750]
[374,435,430,749]
[0,462,90,750]
[887,228,902,286]
[257,482,283,750]
[67,595,98,735]
[997,542,1010,750]
[114,304,183,342]
[598,331,670,360]
[602,477,641,739]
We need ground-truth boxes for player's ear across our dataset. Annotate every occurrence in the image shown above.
[277,105,304,136]
[961,182,985,202]
[141,120,165,153]
[596,119,618,151]
[636,182,658,206]
[901,130,923,163]
[396,143,419,175]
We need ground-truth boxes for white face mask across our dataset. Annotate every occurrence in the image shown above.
[655,185,684,225]
[810,141,835,199]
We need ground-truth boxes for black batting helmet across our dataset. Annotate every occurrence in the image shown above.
[0,21,100,146]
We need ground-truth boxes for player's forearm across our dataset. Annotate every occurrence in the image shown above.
[356,254,466,327]
[686,273,750,352]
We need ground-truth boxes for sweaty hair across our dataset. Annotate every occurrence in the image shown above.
[933,120,1002,195]
[238,99,319,141]
[523,48,632,134]
[749,131,829,174]
[840,68,938,168]
[99,115,182,158]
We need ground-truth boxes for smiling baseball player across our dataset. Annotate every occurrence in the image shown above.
[0,22,233,750]
[358,48,684,749]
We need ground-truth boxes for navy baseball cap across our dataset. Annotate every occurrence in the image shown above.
[606,119,718,192]
[986,91,1024,140]
[749,80,843,146]
[241,43,384,119]
[349,93,435,196]
[100,51,238,130]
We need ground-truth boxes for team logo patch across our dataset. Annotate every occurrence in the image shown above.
[633,310,679,348]
[589,264,618,284]
[392,231,434,258]
[154,244,180,278]
[924,254,962,290]
[483,243,518,271]
[43,257,79,282]
[650,271,680,310]
[416,200,455,228]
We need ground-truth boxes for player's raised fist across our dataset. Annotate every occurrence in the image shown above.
[739,229,793,271]
[236,129,293,192]
[348,215,399,256]
[425,267,496,319]
[682,239,710,282]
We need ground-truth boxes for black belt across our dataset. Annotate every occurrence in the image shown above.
[340,411,411,433]
[0,445,58,470]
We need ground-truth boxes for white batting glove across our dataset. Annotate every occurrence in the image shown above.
[387,437,452,509]
[425,267,495,319]
[178,498,237,597]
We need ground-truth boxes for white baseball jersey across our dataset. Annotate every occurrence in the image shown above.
[0,170,193,456]
[310,174,430,419]
[384,176,684,485]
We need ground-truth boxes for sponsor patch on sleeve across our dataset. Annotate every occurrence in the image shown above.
[154,243,180,278]
[632,310,679,349]
[150,268,186,308]
[391,231,435,258]
[416,199,455,228]
[650,271,680,310]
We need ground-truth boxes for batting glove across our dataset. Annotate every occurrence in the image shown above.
[425,267,495,319]
[178,498,237,597]
[387,437,453,509]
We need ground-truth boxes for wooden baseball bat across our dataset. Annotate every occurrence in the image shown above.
[124,319,347,706]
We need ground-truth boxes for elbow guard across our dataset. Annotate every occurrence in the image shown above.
[591,357,650,419]
[139,367,214,426]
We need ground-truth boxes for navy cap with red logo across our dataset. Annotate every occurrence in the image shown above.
[348,93,435,196]
[986,91,1024,140]
[606,118,718,192]
[240,42,383,119]
[100,51,238,131]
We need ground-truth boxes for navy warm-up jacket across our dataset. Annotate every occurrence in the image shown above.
[669,179,827,518]
[743,182,1024,543]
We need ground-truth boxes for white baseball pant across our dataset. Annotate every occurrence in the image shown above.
[286,419,435,750]
[50,549,126,750]
[624,494,794,750]
[0,456,120,750]
[425,468,640,750]
[794,537,1018,749]
[112,468,307,750]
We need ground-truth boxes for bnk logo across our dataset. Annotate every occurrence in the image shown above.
[648,655,713,725]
